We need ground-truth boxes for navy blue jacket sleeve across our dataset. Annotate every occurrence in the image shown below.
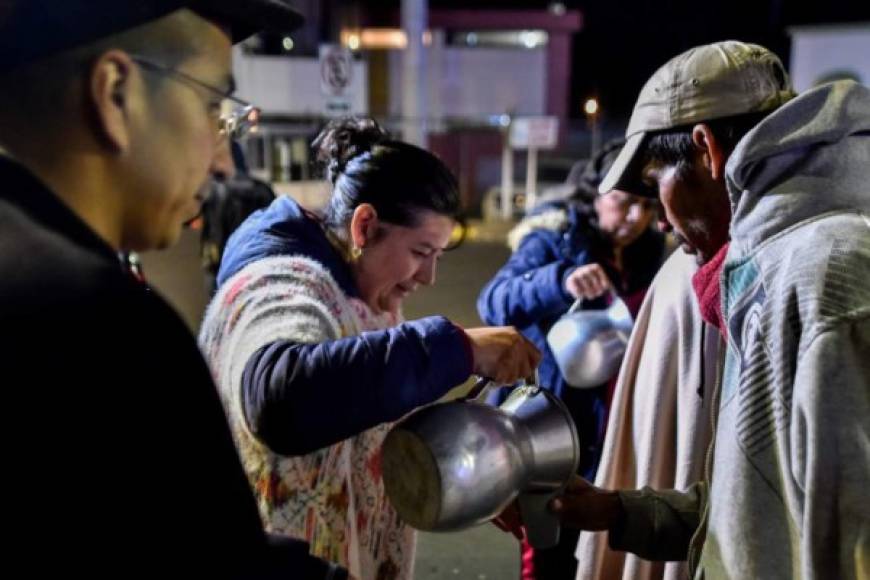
[241,315,473,456]
[477,230,583,328]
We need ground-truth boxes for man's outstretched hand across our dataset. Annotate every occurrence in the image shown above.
[548,475,623,531]
[490,475,624,541]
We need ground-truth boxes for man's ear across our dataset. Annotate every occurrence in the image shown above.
[88,50,138,153]
[349,203,380,249]
[691,124,727,182]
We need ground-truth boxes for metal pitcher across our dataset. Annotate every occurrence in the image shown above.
[381,377,579,548]
[546,293,633,388]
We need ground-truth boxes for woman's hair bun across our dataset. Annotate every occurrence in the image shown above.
[313,117,389,184]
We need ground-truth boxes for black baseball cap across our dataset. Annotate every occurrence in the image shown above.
[0,0,304,74]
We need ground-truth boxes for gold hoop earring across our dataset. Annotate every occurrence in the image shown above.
[351,246,363,260]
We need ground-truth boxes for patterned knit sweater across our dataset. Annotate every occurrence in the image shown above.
[200,255,415,580]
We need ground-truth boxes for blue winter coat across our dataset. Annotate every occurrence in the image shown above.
[215,196,473,456]
[477,201,665,477]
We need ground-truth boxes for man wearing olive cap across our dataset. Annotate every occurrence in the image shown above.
[550,40,870,579]
[0,2,348,578]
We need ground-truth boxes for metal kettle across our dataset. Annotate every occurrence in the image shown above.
[546,293,633,388]
[381,377,579,548]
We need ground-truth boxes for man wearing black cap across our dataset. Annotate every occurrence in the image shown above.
[0,2,346,578]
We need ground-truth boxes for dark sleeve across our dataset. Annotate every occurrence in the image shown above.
[241,315,474,456]
[125,293,352,578]
[476,231,580,328]
[3,271,355,576]
[608,482,707,561]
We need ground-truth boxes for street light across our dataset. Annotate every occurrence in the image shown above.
[584,98,599,116]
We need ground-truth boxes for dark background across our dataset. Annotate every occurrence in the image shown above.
[363,0,870,118]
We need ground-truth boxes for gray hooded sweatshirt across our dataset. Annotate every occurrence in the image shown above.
[610,81,870,579]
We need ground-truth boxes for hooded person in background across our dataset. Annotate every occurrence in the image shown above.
[550,40,870,579]
[0,2,350,578]
[478,140,667,580]
[198,141,277,294]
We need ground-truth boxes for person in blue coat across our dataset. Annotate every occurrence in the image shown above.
[199,117,540,580]
[477,140,666,580]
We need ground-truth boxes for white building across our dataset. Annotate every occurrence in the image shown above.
[788,22,870,91]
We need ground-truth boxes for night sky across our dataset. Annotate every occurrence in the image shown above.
[372,0,870,119]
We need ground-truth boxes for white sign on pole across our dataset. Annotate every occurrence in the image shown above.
[508,116,560,150]
[319,44,354,116]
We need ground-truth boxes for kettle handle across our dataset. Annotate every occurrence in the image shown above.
[567,288,622,315]
[466,369,543,401]
[463,376,494,402]
[517,491,562,549]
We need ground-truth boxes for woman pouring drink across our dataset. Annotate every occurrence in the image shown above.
[200,117,540,580]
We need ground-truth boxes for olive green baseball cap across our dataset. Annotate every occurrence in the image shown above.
[599,40,795,195]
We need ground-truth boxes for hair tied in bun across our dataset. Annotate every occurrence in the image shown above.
[313,117,389,184]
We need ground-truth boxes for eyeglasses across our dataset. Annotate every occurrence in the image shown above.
[130,56,260,140]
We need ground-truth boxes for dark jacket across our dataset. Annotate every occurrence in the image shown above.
[0,157,345,579]
[200,176,276,282]
[215,196,473,456]
[477,201,664,477]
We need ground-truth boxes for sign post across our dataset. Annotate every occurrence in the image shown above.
[507,116,560,214]
[319,44,354,117]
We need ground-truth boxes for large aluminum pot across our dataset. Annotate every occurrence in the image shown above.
[546,294,633,388]
[381,380,579,548]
